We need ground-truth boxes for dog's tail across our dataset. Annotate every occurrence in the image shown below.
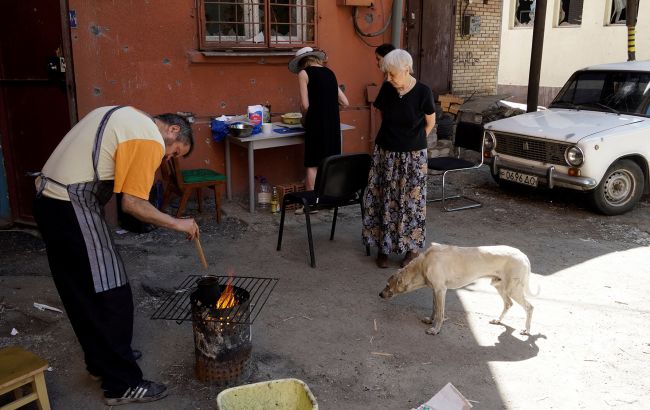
[525,272,541,297]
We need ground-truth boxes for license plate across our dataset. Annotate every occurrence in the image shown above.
[499,169,538,187]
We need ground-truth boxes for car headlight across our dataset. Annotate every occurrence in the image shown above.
[483,131,496,151]
[565,146,584,166]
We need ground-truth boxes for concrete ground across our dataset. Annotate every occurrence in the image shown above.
[1,170,650,409]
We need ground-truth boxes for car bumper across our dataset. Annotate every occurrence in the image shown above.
[491,155,598,190]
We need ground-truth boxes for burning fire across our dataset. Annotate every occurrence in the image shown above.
[216,269,236,309]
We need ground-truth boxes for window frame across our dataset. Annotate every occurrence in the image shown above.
[606,0,627,26]
[555,0,583,27]
[197,0,318,51]
[511,0,536,28]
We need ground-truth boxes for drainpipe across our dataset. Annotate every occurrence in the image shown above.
[391,0,403,47]
[527,0,547,112]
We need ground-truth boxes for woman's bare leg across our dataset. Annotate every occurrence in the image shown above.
[306,167,318,191]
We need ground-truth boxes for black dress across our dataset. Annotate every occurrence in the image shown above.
[303,66,341,167]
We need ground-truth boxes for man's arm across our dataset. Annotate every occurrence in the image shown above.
[121,193,198,240]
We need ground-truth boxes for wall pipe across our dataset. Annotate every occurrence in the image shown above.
[391,0,403,47]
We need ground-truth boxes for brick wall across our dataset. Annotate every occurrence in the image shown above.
[452,0,502,97]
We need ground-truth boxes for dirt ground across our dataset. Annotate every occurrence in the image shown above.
[2,170,650,409]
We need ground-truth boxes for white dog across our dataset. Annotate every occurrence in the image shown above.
[379,242,538,335]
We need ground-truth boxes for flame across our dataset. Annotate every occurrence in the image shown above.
[216,269,236,309]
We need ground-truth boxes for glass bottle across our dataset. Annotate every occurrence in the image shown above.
[258,177,271,209]
[271,186,279,214]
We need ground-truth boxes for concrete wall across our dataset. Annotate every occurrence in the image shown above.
[498,0,649,105]
[452,0,503,97]
[68,1,392,196]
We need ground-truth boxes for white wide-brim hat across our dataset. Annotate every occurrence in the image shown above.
[288,47,326,74]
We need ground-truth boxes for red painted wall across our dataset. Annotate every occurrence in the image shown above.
[68,0,393,196]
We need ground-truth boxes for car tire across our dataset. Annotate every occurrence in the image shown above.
[589,159,644,215]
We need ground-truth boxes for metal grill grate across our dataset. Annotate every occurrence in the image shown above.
[151,275,278,324]
[494,132,570,166]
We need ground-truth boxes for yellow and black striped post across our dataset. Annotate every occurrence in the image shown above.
[627,0,639,61]
[627,26,636,61]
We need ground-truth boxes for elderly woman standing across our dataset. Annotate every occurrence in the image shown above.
[289,47,349,202]
[363,49,435,268]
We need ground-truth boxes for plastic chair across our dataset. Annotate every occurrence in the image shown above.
[0,346,51,410]
[276,153,372,268]
[427,120,487,212]
[160,157,225,223]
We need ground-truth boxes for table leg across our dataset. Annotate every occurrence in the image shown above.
[225,137,232,200]
[248,143,255,213]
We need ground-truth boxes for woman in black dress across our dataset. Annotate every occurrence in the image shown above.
[362,49,435,268]
[289,47,349,196]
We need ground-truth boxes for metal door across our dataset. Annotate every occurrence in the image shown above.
[405,0,456,96]
[0,0,76,223]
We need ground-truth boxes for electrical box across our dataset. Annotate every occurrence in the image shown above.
[461,15,481,36]
[337,0,373,6]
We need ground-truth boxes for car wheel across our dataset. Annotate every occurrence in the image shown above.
[589,159,644,215]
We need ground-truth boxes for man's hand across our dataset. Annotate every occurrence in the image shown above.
[176,218,199,241]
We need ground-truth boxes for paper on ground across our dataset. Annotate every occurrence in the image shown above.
[412,382,473,410]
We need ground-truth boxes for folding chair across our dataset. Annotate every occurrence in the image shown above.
[160,157,225,223]
[276,153,372,268]
[427,120,487,212]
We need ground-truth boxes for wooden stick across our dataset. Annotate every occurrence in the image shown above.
[194,236,208,269]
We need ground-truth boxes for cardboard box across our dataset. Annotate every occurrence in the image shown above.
[277,183,296,211]
[439,94,465,112]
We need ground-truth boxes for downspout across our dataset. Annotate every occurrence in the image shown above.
[391,0,403,47]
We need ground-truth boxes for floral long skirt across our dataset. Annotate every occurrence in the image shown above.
[362,145,427,255]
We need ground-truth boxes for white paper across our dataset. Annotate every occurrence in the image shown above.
[413,383,473,410]
[10,328,18,336]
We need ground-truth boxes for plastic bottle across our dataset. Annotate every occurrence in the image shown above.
[271,186,279,214]
[258,177,272,209]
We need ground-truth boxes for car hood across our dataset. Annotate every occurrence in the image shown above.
[484,109,645,143]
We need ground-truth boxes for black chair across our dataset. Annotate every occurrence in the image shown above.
[427,120,487,212]
[276,153,372,268]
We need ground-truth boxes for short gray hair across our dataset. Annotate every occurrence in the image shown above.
[153,113,194,157]
[381,49,413,74]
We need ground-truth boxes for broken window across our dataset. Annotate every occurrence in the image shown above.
[514,0,535,27]
[199,0,316,50]
[609,0,627,24]
[558,0,583,26]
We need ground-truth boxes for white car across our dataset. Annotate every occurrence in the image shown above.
[484,60,650,215]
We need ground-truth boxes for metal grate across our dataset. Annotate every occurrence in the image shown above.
[151,275,278,324]
[494,132,570,166]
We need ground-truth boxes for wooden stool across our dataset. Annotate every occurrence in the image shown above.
[0,346,50,410]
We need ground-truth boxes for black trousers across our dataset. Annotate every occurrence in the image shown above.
[33,196,142,393]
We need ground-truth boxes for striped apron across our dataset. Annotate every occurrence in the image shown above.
[36,105,128,293]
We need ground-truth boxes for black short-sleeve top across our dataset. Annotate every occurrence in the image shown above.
[373,80,435,152]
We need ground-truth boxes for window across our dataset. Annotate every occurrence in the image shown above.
[199,0,316,50]
[514,0,535,27]
[551,70,650,116]
[609,0,627,24]
[558,0,583,26]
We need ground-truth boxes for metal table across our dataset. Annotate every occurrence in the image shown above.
[225,122,354,213]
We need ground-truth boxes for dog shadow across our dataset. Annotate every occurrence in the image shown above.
[477,323,547,362]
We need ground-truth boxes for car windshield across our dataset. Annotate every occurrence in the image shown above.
[550,70,650,116]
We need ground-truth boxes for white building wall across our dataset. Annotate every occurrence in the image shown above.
[498,0,649,89]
